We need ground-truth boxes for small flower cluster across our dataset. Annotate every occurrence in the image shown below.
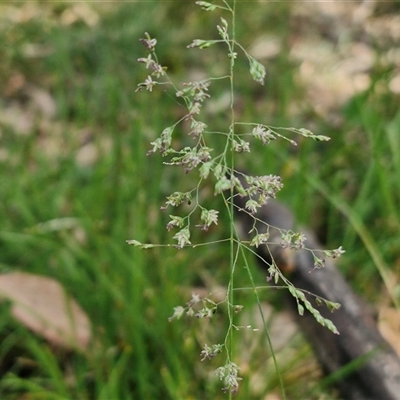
[195,208,219,231]
[324,246,345,259]
[147,126,173,156]
[200,343,224,361]
[250,232,270,248]
[232,138,250,153]
[176,80,210,117]
[236,174,283,214]
[168,293,218,321]
[313,256,325,270]
[165,146,213,174]
[173,226,191,249]
[311,246,345,270]
[162,191,192,209]
[163,196,219,247]
[281,230,307,250]
[136,32,167,92]
[215,361,242,394]
[137,34,212,178]
[245,124,331,147]
[251,124,276,145]
[139,32,157,50]
[137,54,166,79]
[266,262,280,284]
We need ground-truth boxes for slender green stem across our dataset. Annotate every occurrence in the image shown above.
[227,1,237,389]
[239,246,287,399]
[224,197,288,398]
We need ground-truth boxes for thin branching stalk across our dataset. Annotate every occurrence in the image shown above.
[132,0,343,395]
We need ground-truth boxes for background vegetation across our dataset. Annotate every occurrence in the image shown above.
[0,2,399,399]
